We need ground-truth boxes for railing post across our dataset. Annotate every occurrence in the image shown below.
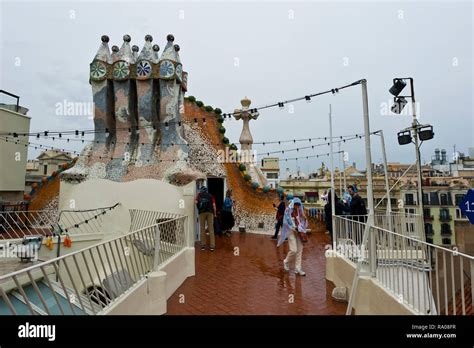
[153,221,161,270]
[471,259,474,315]
[369,224,376,276]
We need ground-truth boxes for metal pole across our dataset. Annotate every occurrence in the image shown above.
[410,78,425,220]
[338,142,343,197]
[329,104,336,250]
[343,153,347,194]
[154,221,161,270]
[379,130,392,214]
[361,80,376,272]
[346,79,376,315]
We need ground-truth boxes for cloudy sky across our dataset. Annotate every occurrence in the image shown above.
[1,0,472,175]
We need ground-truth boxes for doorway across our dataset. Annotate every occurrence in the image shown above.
[207,177,224,212]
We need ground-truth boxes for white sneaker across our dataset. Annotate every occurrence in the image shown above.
[295,269,306,276]
[283,260,289,272]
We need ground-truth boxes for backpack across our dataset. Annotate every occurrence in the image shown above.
[223,197,233,212]
[197,192,213,213]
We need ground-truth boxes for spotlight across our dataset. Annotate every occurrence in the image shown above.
[397,131,412,145]
[389,78,407,96]
[391,97,408,114]
[418,126,434,141]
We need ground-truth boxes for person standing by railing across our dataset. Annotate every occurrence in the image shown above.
[324,190,345,245]
[347,185,367,222]
[278,197,307,276]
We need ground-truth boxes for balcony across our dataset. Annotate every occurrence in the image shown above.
[439,214,452,222]
[423,215,434,221]
[425,229,434,236]
[441,229,452,237]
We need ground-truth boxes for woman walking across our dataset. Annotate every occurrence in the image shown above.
[221,189,235,236]
[277,197,307,276]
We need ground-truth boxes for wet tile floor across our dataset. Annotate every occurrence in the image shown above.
[166,229,347,315]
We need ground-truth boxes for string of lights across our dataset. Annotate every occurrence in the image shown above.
[7,132,369,148]
[0,117,209,138]
[253,135,369,157]
[0,80,364,136]
[278,150,344,162]
[59,203,120,233]
[0,136,351,164]
[221,79,363,118]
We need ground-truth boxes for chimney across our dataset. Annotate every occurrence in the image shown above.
[434,148,440,162]
[441,149,447,164]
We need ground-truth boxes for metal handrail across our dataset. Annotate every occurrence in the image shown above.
[0,205,119,240]
[0,215,188,315]
[334,214,474,315]
[336,215,473,260]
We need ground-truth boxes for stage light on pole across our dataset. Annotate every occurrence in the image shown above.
[391,97,408,114]
[418,125,434,141]
[389,78,407,96]
[397,130,412,145]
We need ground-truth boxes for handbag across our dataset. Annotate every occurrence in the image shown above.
[298,231,308,243]
[294,215,308,243]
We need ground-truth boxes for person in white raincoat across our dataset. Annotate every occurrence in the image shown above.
[277,197,307,276]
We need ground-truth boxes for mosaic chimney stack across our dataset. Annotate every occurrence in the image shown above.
[158,35,188,156]
[135,35,160,165]
[65,34,196,184]
[89,35,114,157]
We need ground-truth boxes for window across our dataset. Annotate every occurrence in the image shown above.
[426,237,433,244]
[455,194,465,205]
[266,173,278,179]
[430,192,440,205]
[424,223,433,235]
[43,165,48,175]
[440,208,450,221]
[440,193,452,205]
[422,193,429,205]
[405,193,415,205]
[442,238,451,245]
[423,208,431,219]
[405,208,416,215]
[440,193,448,205]
[441,223,451,235]
[456,208,466,219]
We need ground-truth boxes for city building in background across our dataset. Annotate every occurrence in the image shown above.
[259,157,280,188]
[25,150,73,193]
[0,94,30,204]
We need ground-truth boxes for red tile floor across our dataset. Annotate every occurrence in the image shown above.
[166,228,347,315]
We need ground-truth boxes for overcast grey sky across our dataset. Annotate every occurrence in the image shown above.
[1,0,472,175]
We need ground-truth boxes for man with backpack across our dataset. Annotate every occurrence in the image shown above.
[196,186,217,251]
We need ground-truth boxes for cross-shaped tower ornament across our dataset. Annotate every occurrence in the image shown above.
[233,97,259,159]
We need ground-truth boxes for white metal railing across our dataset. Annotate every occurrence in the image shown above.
[0,204,119,240]
[0,216,188,315]
[128,209,183,232]
[334,215,474,315]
